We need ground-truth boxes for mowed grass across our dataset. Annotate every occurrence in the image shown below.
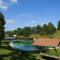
[30,34,48,38]
[0,43,13,55]
[53,31,60,38]
[0,48,12,55]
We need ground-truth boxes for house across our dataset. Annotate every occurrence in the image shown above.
[33,38,60,47]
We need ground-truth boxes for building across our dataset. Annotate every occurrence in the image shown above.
[33,38,60,47]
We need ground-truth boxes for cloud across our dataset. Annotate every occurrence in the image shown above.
[0,0,8,10]
[0,0,18,10]
[26,20,36,27]
[30,20,36,24]
[6,19,16,24]
[41,22,48,26]
[11,0,18,3]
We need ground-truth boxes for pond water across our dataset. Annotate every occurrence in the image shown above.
[9,40,38,51]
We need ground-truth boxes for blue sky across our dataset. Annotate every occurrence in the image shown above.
[0,0,60,31]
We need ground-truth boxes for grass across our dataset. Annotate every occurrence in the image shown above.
[0,43,13,55]
[0,48,12,55]
[30,34,48,38]
[53,31,60,38]
[29,31,60,38]
[48,49,60,56]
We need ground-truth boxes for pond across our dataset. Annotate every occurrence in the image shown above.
[9,40,38,51]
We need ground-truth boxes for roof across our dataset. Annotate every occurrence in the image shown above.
[33,38,60,47]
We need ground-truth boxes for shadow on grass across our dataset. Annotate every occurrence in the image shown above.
[0,44,37,60]
[0,45,14,51]
[0,51,37,60]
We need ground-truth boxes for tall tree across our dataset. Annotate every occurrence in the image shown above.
[47,22,56,35]
[36,25,42,34]
[0,12,5,45]
[31,26,37,34]
[16,28,23,36]
[57,20,60,30]
[42,24,48,35]
[31,25,42,34]
[23,27,31,37]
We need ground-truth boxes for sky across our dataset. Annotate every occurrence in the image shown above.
[0,0,60,31]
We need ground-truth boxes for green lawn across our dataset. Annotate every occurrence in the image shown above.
[0,48,12,55]
[53,31,60,38]
[0,43,13,55]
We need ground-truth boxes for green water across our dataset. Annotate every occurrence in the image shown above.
[10,40,38,51]
[14,40,33,45]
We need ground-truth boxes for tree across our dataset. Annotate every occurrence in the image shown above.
[31,26,37,34]
[0,12,5,45]
[22,27,31,37]
[42,24,48,35]
[57,20,60,30]
[47,22,56,35]
[36,25,42,34]
[31,25,42,34]
[16,28,23,36]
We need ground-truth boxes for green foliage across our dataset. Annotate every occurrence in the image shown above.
[31,25,42,34]
[57,20,60,30]
[41,23,56,35]
[49,49,60,56]
[15,28,23,36]
[31,26,37,34]
[23,27,32,37]
[6,23,57,38]
[0,12,5,45]
[42,24,48,35]
[47,22,56,35]
[36,25,42,34]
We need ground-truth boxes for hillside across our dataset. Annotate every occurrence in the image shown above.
[53,31,60,38]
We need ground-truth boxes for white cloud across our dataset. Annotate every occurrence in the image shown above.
[41,22,48,26]
[41,22,45,26]
[30,20,35,24]
[0,5,8,10]
[0,0,18,10]
[26,20,36,26]
[6,19,16,24]
[11,0,18,3]
[0,0,8,10]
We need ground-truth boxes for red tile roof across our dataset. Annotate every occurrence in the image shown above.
[33,38,60,47]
